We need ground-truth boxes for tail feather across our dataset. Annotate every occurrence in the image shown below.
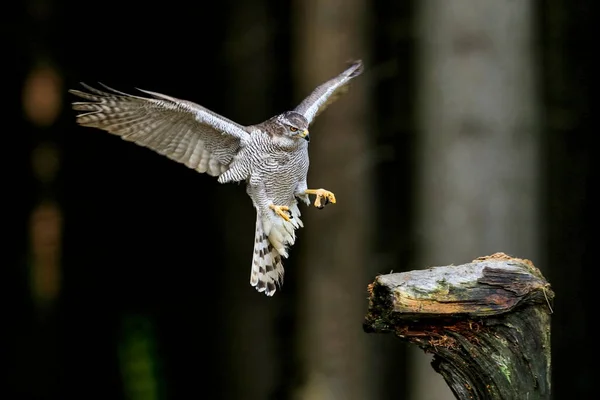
[250,202,303,296]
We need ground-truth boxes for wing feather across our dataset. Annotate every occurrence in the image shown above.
[69,83,250,176]
[293,60,364,124]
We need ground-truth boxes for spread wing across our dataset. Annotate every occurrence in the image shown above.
[69,83,251,176]
[293,60,364,125]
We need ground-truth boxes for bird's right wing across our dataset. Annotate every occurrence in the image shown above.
[293,60,364,125]
[69,83,250,176]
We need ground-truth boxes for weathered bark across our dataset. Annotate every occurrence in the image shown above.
[413,1,540,398]
[364,253,553,400]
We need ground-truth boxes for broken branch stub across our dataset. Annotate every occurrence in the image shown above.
[364,252,554,400]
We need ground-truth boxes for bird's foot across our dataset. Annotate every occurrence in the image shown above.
[304,188,336,209]
[269,204,292,222]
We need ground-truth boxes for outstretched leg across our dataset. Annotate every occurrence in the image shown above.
[304,188,336,209]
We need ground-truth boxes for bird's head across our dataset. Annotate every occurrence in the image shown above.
[275,111,310,142]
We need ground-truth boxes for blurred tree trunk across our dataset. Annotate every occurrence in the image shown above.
[369,3,416,396]
[413,1,540,399]
[219,1,281,399]
[292,1,373,399]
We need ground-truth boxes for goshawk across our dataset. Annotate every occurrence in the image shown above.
[69,60,364,296]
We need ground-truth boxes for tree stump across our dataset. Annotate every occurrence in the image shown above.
[363,253,554,399]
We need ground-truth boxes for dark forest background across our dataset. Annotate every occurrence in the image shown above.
[3,0,592,399]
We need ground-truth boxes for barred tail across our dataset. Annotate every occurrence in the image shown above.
[250,203,303,296]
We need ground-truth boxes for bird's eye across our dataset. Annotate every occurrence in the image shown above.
[289,127,298,132]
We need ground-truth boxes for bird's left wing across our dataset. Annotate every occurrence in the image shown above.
[293,60,364,125]
[69,83,250,176]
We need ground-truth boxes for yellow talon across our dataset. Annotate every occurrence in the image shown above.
[270,204,291,221]
[304,188,336,209]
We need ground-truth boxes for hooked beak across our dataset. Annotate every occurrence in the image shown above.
[299,129,310,142]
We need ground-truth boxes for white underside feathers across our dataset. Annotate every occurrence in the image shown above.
[250,202,304,296]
